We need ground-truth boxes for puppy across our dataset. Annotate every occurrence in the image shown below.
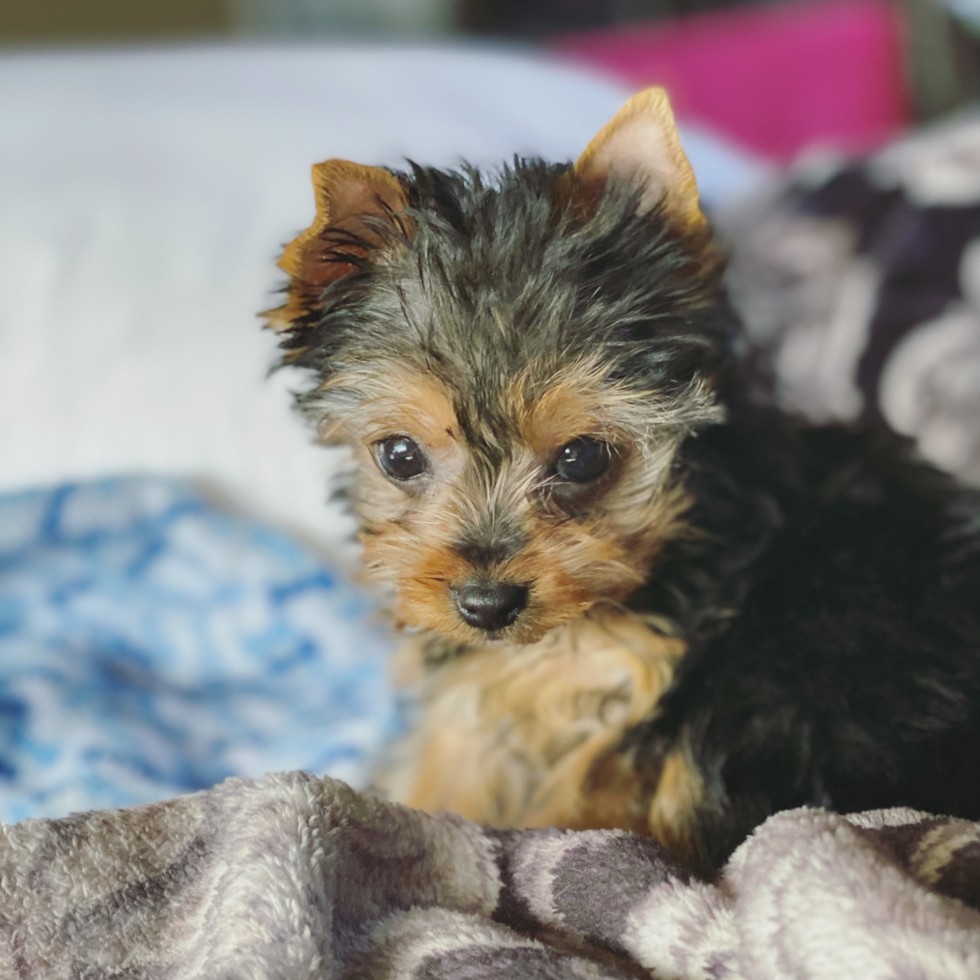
[266,89,980,870]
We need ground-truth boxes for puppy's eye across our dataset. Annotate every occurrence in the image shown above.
[555,437,611,483]
[376,436,428,481]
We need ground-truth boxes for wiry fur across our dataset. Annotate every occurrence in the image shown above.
[270,148,980,872]
[281,162,723,646]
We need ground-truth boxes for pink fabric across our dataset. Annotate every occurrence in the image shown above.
[550,0,911,162]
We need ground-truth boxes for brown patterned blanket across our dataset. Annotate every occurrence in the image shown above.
[1,771,977,979]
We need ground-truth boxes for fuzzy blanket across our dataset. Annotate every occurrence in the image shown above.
[720,110,980,488]
[0,478,396,823]
[1,772,977,979]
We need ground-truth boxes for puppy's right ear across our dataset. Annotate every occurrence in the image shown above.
[267,160,408,330]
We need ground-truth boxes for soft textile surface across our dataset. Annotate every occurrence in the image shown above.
[720,109,980,487]
[0,771,977,979]
[0,478,395,823]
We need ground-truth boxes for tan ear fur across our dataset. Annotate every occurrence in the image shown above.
[573,88,705,233]
[269,161,408,331]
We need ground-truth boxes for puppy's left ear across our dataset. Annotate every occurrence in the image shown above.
[268,160,408,330]
[573,87,705,234]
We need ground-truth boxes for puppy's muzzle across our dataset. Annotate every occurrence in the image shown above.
[452,581,528,632]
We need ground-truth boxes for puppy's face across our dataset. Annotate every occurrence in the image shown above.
[270,89,727,645]
[321,353,716,645]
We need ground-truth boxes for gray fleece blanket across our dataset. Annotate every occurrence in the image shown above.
[1,772,977,979]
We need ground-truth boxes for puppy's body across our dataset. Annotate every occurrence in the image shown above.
[381,411,980,868]
[270,91,980,870]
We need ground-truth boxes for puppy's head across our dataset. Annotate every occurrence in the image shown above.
[269,89,727,645]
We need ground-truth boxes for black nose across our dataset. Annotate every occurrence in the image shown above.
[452,581,528,632]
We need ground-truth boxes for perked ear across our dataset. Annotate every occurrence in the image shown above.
[268,160,408,330]
[573,87,705,233]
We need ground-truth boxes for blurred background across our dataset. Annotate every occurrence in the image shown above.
[0,0,980,149]
[2,0,979,824]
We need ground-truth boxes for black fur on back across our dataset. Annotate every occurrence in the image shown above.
[631,404,980,868]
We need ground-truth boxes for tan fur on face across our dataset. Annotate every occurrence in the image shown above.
[317,356,706,644]
[362,480,667,644]
[515,377,601,456]
[361,461,692,645]
[377,608,686,834]
[318,364,458,448]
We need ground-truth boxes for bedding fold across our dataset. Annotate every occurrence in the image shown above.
[1,770,977,979]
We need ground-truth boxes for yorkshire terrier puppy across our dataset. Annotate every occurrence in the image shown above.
[267,89,980,870]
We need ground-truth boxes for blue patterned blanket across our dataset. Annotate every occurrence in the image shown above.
[0,477,396,823]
